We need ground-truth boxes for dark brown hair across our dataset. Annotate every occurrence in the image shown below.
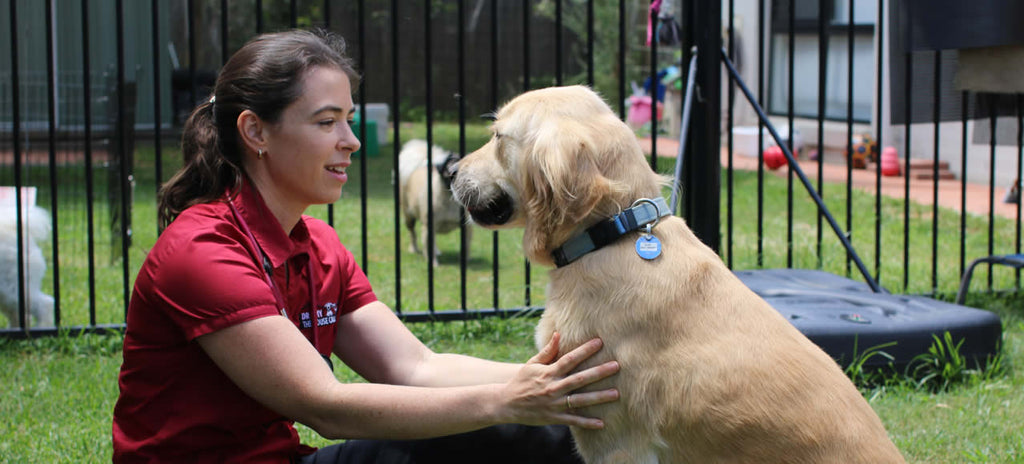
[158,29,359,227]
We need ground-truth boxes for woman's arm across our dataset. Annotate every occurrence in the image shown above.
[196,312,619,441]
[332,301,522,386]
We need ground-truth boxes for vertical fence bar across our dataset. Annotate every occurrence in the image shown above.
[1017,95,1023,287]
[457,0,468,311]
[221,0,229,64]
[45,0,62,327]
[153,0,164,235]
[555,0,562,85]
[988,97,996,289]
[931,50,940,293]
[9,0,27,329]
[726,0,735,268]
[618,0,625,119]
[1011,94,1019,284]
[815,0,826,268]
[357,0,368,271]
[187,0,196,118]
[959,91,968,280]
[289,0,297,28]
[490,0,500,313]
[424,0,436,314]
[844,0,854,276]
[391,0,402,314]
[256,0,263,33]
[116,0,131,316]
[523,0,531,308]
[874,0,884,282]
[902,51,911,291]
[756,0,765,267]
[586,0,594,87]
[786,0,796,268]
[648,0,658,168]
[81,0,98,326]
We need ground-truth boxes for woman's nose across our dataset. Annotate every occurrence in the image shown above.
[341,123,362,153]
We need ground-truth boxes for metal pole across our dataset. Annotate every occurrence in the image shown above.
[684,0,721,253]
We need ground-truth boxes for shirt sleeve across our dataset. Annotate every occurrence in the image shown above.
[336,244,377,314]
[305,218,377,315]
[146,230,281,341]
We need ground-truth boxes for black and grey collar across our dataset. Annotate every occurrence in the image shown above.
[552,197,671,267]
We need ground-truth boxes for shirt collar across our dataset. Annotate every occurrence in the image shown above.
[230,178,312,268]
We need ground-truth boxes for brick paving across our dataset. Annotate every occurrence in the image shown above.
[640,136,1022,220]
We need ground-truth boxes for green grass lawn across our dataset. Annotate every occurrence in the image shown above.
[1,121,1022,462]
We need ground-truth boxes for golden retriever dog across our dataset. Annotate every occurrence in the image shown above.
[450,85,904,463]
[398,139,471,267]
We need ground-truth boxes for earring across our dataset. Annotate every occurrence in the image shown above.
[257,148,264,160]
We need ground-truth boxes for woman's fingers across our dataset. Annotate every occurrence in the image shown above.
[551,337,603,372]
[557,389,621,429]
[565,389,620,411]
[558,359,620,392]
[528,332,562,366]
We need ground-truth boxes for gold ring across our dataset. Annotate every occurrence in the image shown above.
[565,395,574,410]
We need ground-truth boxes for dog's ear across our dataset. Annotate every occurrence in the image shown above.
[521,122,611,261]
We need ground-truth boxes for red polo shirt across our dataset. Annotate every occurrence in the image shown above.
[112,181,376,463]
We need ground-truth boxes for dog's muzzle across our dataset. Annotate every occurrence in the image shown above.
[466,191,514,226]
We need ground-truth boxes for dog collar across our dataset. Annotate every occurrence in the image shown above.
[552,197,671,267]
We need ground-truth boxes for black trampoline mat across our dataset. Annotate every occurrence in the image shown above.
[734,269,1003,369]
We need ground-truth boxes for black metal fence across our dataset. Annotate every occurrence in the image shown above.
[2,0,1022,337]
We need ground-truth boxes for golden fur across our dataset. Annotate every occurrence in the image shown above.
[451,85,905,463]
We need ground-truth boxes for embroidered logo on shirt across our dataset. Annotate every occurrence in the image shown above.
[300,302,338,329]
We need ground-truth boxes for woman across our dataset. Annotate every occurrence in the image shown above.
[112,29,619,463]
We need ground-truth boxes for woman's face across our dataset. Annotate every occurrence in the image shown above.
[258,66,360,217]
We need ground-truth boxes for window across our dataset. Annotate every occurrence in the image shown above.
[768,0,878,122]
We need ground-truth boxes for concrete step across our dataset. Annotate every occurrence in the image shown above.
[903,159,956,181]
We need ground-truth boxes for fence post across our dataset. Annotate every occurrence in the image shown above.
[683,0,722,253]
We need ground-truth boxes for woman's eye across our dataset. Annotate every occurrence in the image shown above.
[346,119,356,127]
[319,119,336,127]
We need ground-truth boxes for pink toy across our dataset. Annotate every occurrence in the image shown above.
[626,95,664,129]
[880,146,901,177]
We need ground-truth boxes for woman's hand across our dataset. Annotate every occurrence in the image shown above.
[498,333,620,429]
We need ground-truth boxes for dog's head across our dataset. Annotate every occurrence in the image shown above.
[451,85,667,266]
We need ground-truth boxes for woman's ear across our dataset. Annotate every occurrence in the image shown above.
[236,109,266,156]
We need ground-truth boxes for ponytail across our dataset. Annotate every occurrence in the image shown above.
[157,99,243,228]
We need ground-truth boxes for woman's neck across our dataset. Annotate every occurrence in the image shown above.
[248,175,303,235]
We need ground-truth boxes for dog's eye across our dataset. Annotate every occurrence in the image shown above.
[480,112,497,121]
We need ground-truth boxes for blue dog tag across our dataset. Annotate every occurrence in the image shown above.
[635,235,662,260]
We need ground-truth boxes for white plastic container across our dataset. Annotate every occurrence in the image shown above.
[731,125,802,157]
[731,126,768,158]
[362,103,390,145]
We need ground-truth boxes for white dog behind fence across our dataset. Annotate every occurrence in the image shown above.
[398,139,471,267]
[0,187,55,329]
